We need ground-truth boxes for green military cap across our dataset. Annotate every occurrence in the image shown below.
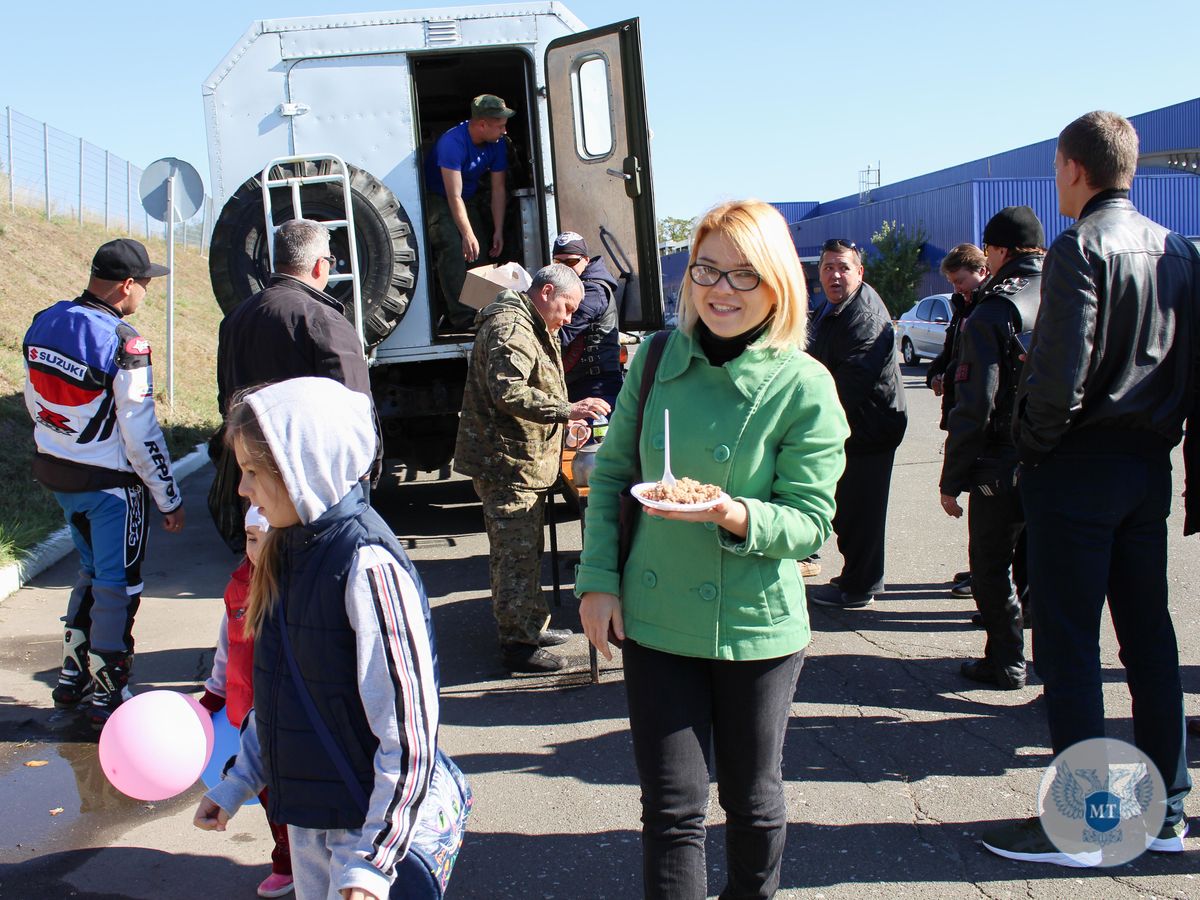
[471,94,516,119]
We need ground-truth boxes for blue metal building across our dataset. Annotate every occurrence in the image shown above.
[781,97,1200,300]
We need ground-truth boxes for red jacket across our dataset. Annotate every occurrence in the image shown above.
[224,558,255,728]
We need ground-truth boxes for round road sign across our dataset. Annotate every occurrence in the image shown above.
[140,157,205,223]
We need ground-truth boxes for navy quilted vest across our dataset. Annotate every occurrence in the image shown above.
[253,485,437,829]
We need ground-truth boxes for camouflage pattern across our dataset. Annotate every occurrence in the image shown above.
[454,289,572,490]
[474,479,551,645]
[427,192,493,328]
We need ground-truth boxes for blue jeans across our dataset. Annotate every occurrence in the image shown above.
[54,486,148,654]
[1019,436,1190,824]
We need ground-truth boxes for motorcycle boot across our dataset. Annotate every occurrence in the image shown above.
[88,649,133,730]
[51,626,94,708]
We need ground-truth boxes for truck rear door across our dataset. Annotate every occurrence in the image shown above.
[546,18,664,332]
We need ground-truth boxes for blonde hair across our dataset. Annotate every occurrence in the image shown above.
[678,200,808,350]
[224,393,287,638]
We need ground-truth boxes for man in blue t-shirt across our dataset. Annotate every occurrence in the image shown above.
[424,94,515,329]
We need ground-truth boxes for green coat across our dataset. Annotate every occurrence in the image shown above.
[454,289,573,490]
[575,328,849,660]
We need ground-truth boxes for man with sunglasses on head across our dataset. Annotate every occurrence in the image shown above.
[215,219,380,547]
[806,239,907,609]
[551,231,623,411]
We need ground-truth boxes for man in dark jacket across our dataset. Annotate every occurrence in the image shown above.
[217,219,370,411]
[927,244,989,431]
[807,239,908,608]
[982,111,1199,864]
[551,231,623,409]
[927,243,990,599]
[214,219,379,550]
[938,209,1043,690]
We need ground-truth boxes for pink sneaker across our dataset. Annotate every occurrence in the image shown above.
[257,872,294,897]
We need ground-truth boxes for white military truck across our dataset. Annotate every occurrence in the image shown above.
[203,3,664,471]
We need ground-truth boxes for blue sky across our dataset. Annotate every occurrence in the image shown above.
[3,0,1197,220]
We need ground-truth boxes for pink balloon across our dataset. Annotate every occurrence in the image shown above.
[98,690,211,801]
[182,693,216,769]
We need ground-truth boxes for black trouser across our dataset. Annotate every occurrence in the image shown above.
[1020,436,1190,825]
[832,447,895,595]
[967,486,1025,671]
[623,640,805,900]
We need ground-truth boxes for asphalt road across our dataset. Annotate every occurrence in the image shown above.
[0,365,1197,899]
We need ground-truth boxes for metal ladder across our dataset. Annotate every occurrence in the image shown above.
[259,153,366,355]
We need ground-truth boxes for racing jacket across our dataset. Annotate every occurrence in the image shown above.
[23,291,181,512]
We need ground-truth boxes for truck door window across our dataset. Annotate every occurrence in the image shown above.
[572,55,614,159]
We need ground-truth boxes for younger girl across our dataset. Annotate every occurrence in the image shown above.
[199,506,294,898]
[194,377,440,900]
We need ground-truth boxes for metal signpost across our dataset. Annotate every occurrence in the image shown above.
[139,157,204,406]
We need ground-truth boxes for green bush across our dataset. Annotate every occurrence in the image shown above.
[863,220,928,318]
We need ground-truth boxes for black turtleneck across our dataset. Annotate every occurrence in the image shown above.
[697,316,773,367]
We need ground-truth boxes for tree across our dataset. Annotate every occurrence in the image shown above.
[657,216,694,246]
[862,220,928,317]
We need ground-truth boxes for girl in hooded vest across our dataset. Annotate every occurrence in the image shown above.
[193,377,440,900]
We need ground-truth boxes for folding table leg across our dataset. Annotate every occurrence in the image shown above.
[547,484,561,608]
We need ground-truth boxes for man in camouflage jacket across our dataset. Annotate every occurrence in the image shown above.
[454,263,611,672]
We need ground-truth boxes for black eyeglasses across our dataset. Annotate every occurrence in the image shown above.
[323,254,337,267]
[688,264,761,291]
[822,238,858,253]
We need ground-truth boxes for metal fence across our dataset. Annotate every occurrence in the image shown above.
[1,105,214,254]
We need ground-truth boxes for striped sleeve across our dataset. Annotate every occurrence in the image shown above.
[336,543,439,899]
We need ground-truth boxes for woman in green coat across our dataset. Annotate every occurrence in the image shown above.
[577,199,849,899]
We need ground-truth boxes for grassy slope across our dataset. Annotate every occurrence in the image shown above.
[0,194,221,566]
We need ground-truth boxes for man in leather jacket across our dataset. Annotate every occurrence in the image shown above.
[938,209,1043,690]
[928,245,989,600]
[982,111,1199,864]
[807,239,907,608]
[927,244,989,431]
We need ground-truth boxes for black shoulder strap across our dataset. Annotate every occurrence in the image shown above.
[276,601,371,817]
[633,331,670,451]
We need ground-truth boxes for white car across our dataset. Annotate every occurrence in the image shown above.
[896,293,953,365]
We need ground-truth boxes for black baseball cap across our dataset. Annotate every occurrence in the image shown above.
[553,231,589,258]
[91,239,170,281]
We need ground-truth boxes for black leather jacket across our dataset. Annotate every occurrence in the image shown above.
[940,254,1042,496]
[926,290,979,430]
[807,281,908,452]
[1015,192,1200,468]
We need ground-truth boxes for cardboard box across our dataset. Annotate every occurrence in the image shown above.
[458,261,533,311]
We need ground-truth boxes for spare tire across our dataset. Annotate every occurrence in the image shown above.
[208,160,418,347]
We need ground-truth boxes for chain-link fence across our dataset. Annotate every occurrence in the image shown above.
[1,105,214,255]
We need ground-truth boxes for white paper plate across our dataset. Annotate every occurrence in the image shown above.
[631,482,729,512]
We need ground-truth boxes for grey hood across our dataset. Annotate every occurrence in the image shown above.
[245,376,375,525]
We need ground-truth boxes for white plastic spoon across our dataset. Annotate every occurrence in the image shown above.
[661,408,677,487]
